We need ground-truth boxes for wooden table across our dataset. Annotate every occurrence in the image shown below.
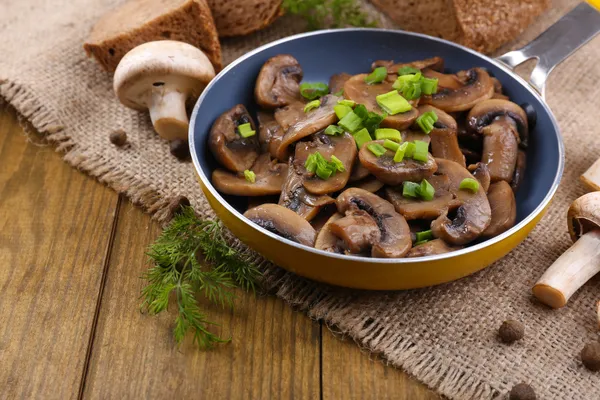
[0,103,439,399]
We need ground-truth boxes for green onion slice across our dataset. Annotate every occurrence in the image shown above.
[421,77,439,95]
[334,104,353,119]
[304,99,321,113]
[299,82,329,100]
[402,181,420,198]
[404,142,416,159]
[416,110,438,134]
[352,128,372,150]
[244,170,256,183]
[330,155,345,172]
[365,67,388,85]
[363,111,387,134]
[383,139,400,152]
[376,91,412,115]
[316,164,333,180]
[324,125,344,136]
[412,140,429,162]
[237,123,256,138]
[397,66,420,75]
[337,99,356,107]
[338,111,364,133]
[418,179,435,201]
[375,128,401,142]
[415,229,434,243]
[367,143,387,157]
[459,178,480,193]
[394,142,409,162]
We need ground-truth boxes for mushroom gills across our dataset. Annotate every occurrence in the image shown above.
[212,153,288,196]
[244,204,316,246]
[254,54,303,109]
[481,180,516,238]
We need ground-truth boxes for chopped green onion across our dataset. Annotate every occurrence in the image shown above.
[365,67,388,85]
[316,164,333,180]
[392,72,422,90]
[304,152,322,173]
[330,155,345,172]
[402,181,420,198]
[244,170,256,183]
[376,91,412,115]
[352,128,372,150]
[404,142,416,159]
[324,125,344,136]
[334,104,353,119]
[397,66,420,75]
[416,110,438,134]
[338,111,364,133]
[237,123,256,138]
[415,229,434,243]
[367,143,387,158]
[375,128,401,142]
[337,99,356,107]
[383,139,400,152]
[459,178,480,193]
[394,142,409,162]
[304,99,321,113]
[353,104,369,120]
[363,111,387,134]
[299,82,329,100]
[419,179,435,200]
[421,77,439,95]
[412,140,429,162]
[401,82,422,100]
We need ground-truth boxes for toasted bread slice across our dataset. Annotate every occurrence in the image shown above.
[207,0,283,37]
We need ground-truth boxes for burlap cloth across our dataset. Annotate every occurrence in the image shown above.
[2,0,600,398]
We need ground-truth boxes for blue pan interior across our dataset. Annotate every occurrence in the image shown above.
[191,29,561,232]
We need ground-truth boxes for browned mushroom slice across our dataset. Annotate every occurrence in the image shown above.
[209,104,260,172]
[294,133,357,195]
[336,188,412,258]
[274,101,306,132]
[255,55,303,109]
[468,162,491,193]
[481,180,517,238]
[511,150,527,192]
[256,111,285,159]
[279,159,335,221]
[421,68,494,112]
[417,105,465,166]
[329,73,352,94]
[212,153,288,196]
[481,116,520,182]
[358,140,437,186]
[431,159,492,245]
[349,158,371,182]
[385,174,460,220]
[244,204,316,246]
[349,175,385,193]
[372,57,444,74]
[467,98,529,146]
[343,74,419,130]
[315,213,345,253]
[406,239,463,258]
[402,130,431,145]
[329,210,382,254]
[275,94,340,160]
[460,146,482,166]
[422,69,462,90]
[247,195,279,211]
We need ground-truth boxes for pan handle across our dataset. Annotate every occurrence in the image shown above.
[496,1,600,98]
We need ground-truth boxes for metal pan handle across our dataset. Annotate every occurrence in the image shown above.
[496,1,600,98]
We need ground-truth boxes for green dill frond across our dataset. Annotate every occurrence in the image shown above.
[282,0,376,30]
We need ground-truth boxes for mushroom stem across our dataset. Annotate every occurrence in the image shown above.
[533,230,600,308]
[149,89,189,141]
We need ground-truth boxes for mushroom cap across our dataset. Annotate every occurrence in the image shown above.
[244,203,316,246]
[567,192,600,242]
[421,68,494,112]
[212,154,288,196]
[466,99,528,144]
[254,54,303,110]
[113,40,215,110]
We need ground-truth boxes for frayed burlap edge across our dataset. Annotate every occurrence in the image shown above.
[1,79,502,399]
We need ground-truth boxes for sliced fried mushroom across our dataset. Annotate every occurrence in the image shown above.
[430,159,492,245]
[468,162,491,193]
[406,239,462,258]
[209,104,260,172]
[329,73,351,94]
[511,150,527,192]
[422,69,462,90]
[275,95,340,160]
[385,174,460,220]
[212,153,288,196]
[402,130,431,145]
[336,188,412,258]
[349,158,371,182]
[255,54,303,109]
[256,111,284,159]
[343,74,419,130]
[417,105,465,166]
[315,212,346,253]
[349,175,385,193]
[481,181,517,238]
[329,210,382,254]
[244,203,316,246]
[274,101,306,132]
[358,140,437,185]
[279,158,335,221]
[294,133,357,195]
[467,98,529,147]
[372,57,444,74]
[422,68,494,112]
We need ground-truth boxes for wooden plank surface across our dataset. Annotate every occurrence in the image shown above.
[81,201,321,399]
[0,105,119,399]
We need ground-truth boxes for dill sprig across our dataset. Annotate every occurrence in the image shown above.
[282,0,377,30]
[140,206,260,349]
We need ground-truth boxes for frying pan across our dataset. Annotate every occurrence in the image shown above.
[189,2,600,290]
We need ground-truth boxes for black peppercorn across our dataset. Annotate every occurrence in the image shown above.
[499,320,524,344]
[509,383,536,400]
[581,342,600,371]
[109,129,127,146]
[170,139,190,160]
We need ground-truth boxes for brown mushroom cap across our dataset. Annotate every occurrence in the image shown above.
[430,159,492,245]
[481,180,517,238]
[336,188,412,258]
[567,192,600,242]
[254,54,303,109]
[467,99,529,146]
[212,153,288,196]
[406,239,463,258]
[421,68,494,112]
[294,132,357,195]
[244,204,316,246]
[256,111,285,159]
[358,140,437,186]
[209,104,260,172]
[417,105,465,166]
[329,210,382,254]
[343,74,419,130]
